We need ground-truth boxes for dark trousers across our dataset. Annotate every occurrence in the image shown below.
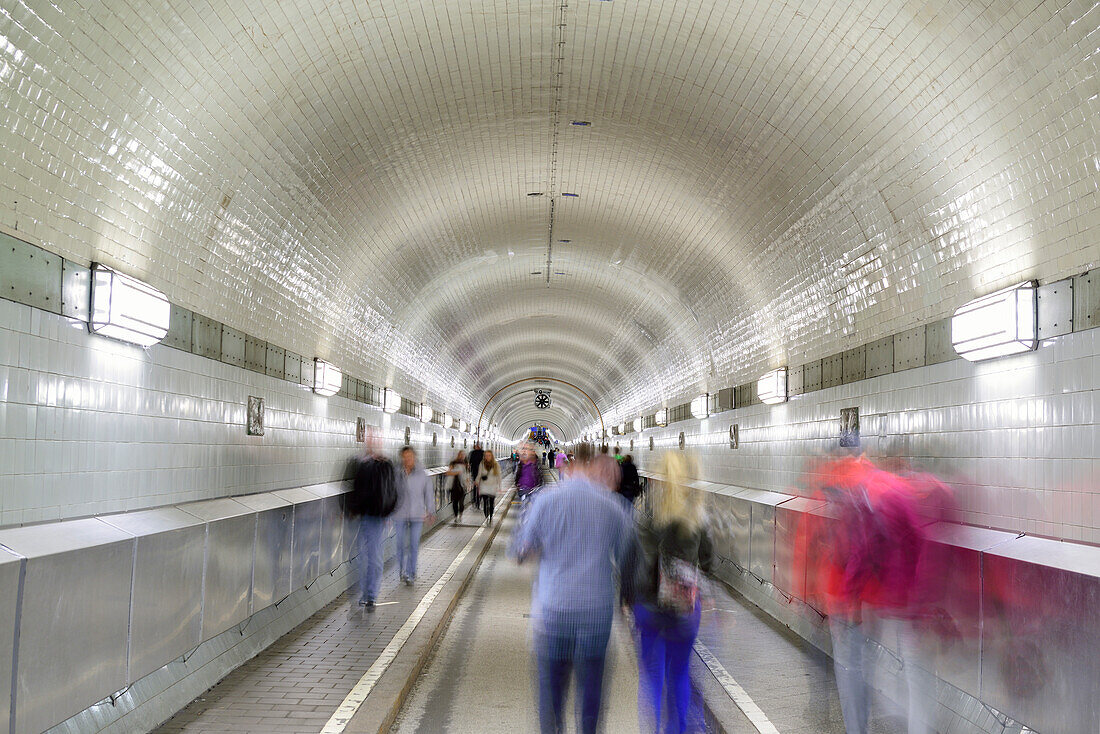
[633,602,702,733]
[536,609,613,734]
[482,494,496,520]
[451,492,465,518]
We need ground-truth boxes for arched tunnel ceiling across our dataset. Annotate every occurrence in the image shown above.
[1,1,1096,437]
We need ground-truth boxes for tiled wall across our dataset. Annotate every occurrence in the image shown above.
[633,326,1100,544]
[0,299,474,527]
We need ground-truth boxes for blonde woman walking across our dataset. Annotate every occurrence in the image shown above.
[628,452,713,733]
[477,450,502,522]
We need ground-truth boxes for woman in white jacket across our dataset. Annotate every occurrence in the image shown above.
[477,450,502,522]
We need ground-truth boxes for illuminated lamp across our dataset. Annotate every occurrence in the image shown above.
[654,408,669,427]
[951,281,1037,361]
[383,388,401,414]
[88,263,170,347]
[618,422,626,434]
[758,367,788,405]
[420,404,433,423]
[313,359,342,397]
[460,420,468,433]
[632,418,643,433]
[691,394,709,419]
[441,412,453,429]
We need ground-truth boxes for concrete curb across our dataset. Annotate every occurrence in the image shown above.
[343,490,517,733]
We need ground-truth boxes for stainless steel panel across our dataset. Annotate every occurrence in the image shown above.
[60,259,90,322]
[238,494,293,611]
[980,536,1100,734]
[865,335,894,378]
[803,359,822,391]
[284,351,303,383]
[1037,278,1073,339]
[787,364,804,396]
[340,372,354,399]
[178,499,257,640]
[726,494,752,571]
[356,379,369,403]
[164,304,193,351]
[101,509,206,682]
[1072,268,1099,331]
[220,325,246,367]
[893,325,926,370]
[309,485,346,574]
[841,345,866,383]
[924,317,955,365]
[244,335,266,372]
[0,232,63,314]
[0,519,134,734]
[773,496,825,595]
[739,489,790,583]
[0,546,23,734]
[275,488,323,589]
[716,387,734,411]
[191,314,222,359]
[266,345,285,378]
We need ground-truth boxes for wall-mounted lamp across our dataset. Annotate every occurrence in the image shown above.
[460,420,468,433]
[88,263,170,347]
[691,394,709,419]
[654,408,669,427]
[313,358,342,397]
[951,281,1037,361]
[441,412,453,429]
[420,404,433,423]
[383,388,401,414]
[632,417,643,433]
[757,367,788,404]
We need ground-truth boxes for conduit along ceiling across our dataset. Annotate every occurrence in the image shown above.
[1,0,1096,438]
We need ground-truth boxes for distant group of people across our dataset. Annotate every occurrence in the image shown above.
[444,443,503,523]
[510,445,711,734]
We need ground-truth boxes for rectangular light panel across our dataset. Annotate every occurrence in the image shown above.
[89,263,170,347]
[313,358,342,396]
[758,367,788,404]
[654,408,668,426]
[691,394,709,419]
[383,388,401,413]
[420,404,433,423]
[951,281,1037,361]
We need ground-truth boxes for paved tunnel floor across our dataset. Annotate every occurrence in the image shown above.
[156,478,910,734]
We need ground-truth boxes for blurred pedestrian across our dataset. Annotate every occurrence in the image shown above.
[446,449,470,524]
[626,452,713,733]
[469,443,485,509]
[618,454,642,504]
[515,442,544,501]
[347,435,398,610]
[509,443,634,734]
[394,446,435,586]
[613,445,623,463]
[477,450,502,522]
[554,449,567,479]
[591,454,622,495]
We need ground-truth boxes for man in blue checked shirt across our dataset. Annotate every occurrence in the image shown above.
[509,442,635,734]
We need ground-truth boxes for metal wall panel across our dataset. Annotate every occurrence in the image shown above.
[726,492,752,570]
[220,326,246,367]
[865,335,894,378]
[164,304,193,351]
[772,496,825,595]
[1072,268,1099,331]
[821,354,843,389]
[191,314,222,359]
[60,259,90,322]
[0,519,134,734]
[237,493,294,612]
[803,359,822,392]
[786,364,804,396]
[275,489,323,589]
[980,536,1100,734]
[266,345,285,379]
[0,232,63,314]
[924,317,955,365]
[178,499,257,640]
[739,489,791,583]
[893,325,926,370]
[309,485,347,575]
[0,547,22,734]
[1037,279,1073,339]
[284,351,303,383]
[841,345,866,383]
[100,509,206,682]
[244,335,266,373]
[716,387,734,411]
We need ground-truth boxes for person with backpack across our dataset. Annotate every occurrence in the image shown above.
[625,451,713,734]
[350,441,399,611]
[394,446,435,586]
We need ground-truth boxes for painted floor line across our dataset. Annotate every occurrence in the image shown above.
[320,492,511,734]
[694,640,781,734]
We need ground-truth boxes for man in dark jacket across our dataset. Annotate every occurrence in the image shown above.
[468,443,485,507]
[618,455,642,504]
[350,440,398,610]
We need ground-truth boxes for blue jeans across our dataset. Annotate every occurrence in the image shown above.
[633,602,702,733]
[357,516,387,603]
[395,519,424,580]
[535,608,613,734]
[829,617,870,734]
